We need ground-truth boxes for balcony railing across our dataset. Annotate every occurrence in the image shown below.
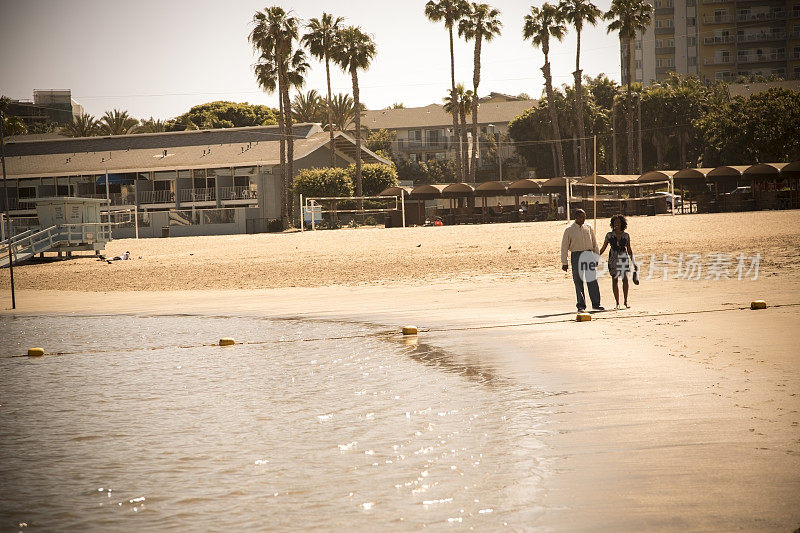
[737,52,786,63]
[179,187,216,202]
[397,139,451,152]
[703,14,733,24]
[704,56,733,65]
[219,186,257,201]
[704,35,735,45]
[736,11,786,22]
[655,46,676,54]
[138,190,175,204]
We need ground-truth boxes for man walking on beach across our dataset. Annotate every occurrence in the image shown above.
[561,209,603,311]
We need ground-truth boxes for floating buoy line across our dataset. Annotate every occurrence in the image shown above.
[4,301,797,359]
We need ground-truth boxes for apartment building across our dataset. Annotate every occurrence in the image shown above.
[360,95,537,168]
[625,0,800,85]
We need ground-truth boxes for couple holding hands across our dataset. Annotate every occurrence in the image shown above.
[561,209,638,311]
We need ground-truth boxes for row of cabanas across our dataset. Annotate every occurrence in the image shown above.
[379,162,800,201]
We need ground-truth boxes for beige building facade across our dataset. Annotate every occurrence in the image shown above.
[626,0,800,85]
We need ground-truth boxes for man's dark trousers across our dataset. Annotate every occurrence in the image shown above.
[571,250,601,310]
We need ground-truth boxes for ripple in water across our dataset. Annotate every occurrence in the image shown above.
[0,314,550,530]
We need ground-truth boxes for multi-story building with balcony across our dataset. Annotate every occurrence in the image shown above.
[624,0,800,85]
[360,94,537,169]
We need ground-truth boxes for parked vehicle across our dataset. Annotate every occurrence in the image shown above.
[648,191,683,209]
[723,186,751,195]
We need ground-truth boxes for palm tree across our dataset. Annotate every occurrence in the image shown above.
[137,117,166,133]
[302,13,345,167]
[458,2,502,182]
[99,109,139,135]
[250,6,301,227]
[443,84,473,180]
[61,114,99,137]
[325,93,362,131]
[332,25,376,204]
[560,0,602,176]
[605,0,652,173]
[284,47,310,220]
[292,89,325,123]
[425,0,469,181]
[523,4,566,177]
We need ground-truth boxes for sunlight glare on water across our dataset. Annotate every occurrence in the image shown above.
[0,315,550,530]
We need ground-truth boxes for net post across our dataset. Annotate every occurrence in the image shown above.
[401,194,406,228]
[135,205,139,239]
[300,194,304,232]
[310,199,316,231]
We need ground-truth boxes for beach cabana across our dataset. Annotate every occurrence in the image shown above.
[440,183,475,224]
[506,179,541,195]
[744,163,797,210]
[406,184,445,225]
[706,165,751,211]
[474,181,510,222]
[573,174,665,217]
[378,185,412,198]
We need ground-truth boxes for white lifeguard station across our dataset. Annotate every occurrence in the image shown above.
[0,197,112,267]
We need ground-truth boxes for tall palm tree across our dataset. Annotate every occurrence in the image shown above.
[458,2,502,182]
[443,84,473,180]
[252,50,287,226]
[99,109,139,135]
[425,0,469,181]
[292,89,325,123]
[302,13,345,167]
[523,4,566,178]
[560,0,602,176]
[605,0,652,173]
[332,25,376,204]
[284,47,309,220]
[250,6,300,227]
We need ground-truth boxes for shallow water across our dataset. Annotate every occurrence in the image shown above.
[0,315,550,531]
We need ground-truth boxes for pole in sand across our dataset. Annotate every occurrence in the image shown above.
[593,135,597,230]
[0,104,16,309]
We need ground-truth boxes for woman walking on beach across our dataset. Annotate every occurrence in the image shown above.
[599,214,637,309]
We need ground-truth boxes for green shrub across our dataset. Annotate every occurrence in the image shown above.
[349,163,398,196]
[292,167,353,198]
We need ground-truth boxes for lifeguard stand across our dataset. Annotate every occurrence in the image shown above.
[0,197,112,266]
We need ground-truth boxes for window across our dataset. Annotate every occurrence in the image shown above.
[635,40,642,49]
[715,70,731,80]
[409,130,421,141]
[655,19,662,28]
[794,46,800,59]
[688,56,698,66]
[635,59,643,68]
[655,39,663,48]
[687,0,695,6]
[666,58,675,67]
[654,0,661,7]
[687,17,696,26]
[667,38,675,47]
[656,58,663,67]
[687,36,697,46]
[665,18,673,27]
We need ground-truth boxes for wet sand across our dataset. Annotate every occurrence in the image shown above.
[2,211,799,530]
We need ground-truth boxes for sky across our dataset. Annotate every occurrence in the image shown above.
[0,0,625,121]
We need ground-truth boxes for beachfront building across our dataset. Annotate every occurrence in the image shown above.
[1,124,389,237]
[6,89,84,129]
[626,0,800,85]
[360,94,537,179]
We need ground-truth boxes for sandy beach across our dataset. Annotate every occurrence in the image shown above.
[2,211,799,530]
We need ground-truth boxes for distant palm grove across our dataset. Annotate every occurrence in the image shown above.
[5,1,799,211]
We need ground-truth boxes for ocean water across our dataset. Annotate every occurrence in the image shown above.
[0,315,550,531]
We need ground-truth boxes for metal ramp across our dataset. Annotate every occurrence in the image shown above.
[0,223,111,268]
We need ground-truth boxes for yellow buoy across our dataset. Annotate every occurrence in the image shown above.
[576,313,592,322]
[27,347,45,357]
[219,338,236,346]
[750,300,767,310]
[401,326,418,336]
